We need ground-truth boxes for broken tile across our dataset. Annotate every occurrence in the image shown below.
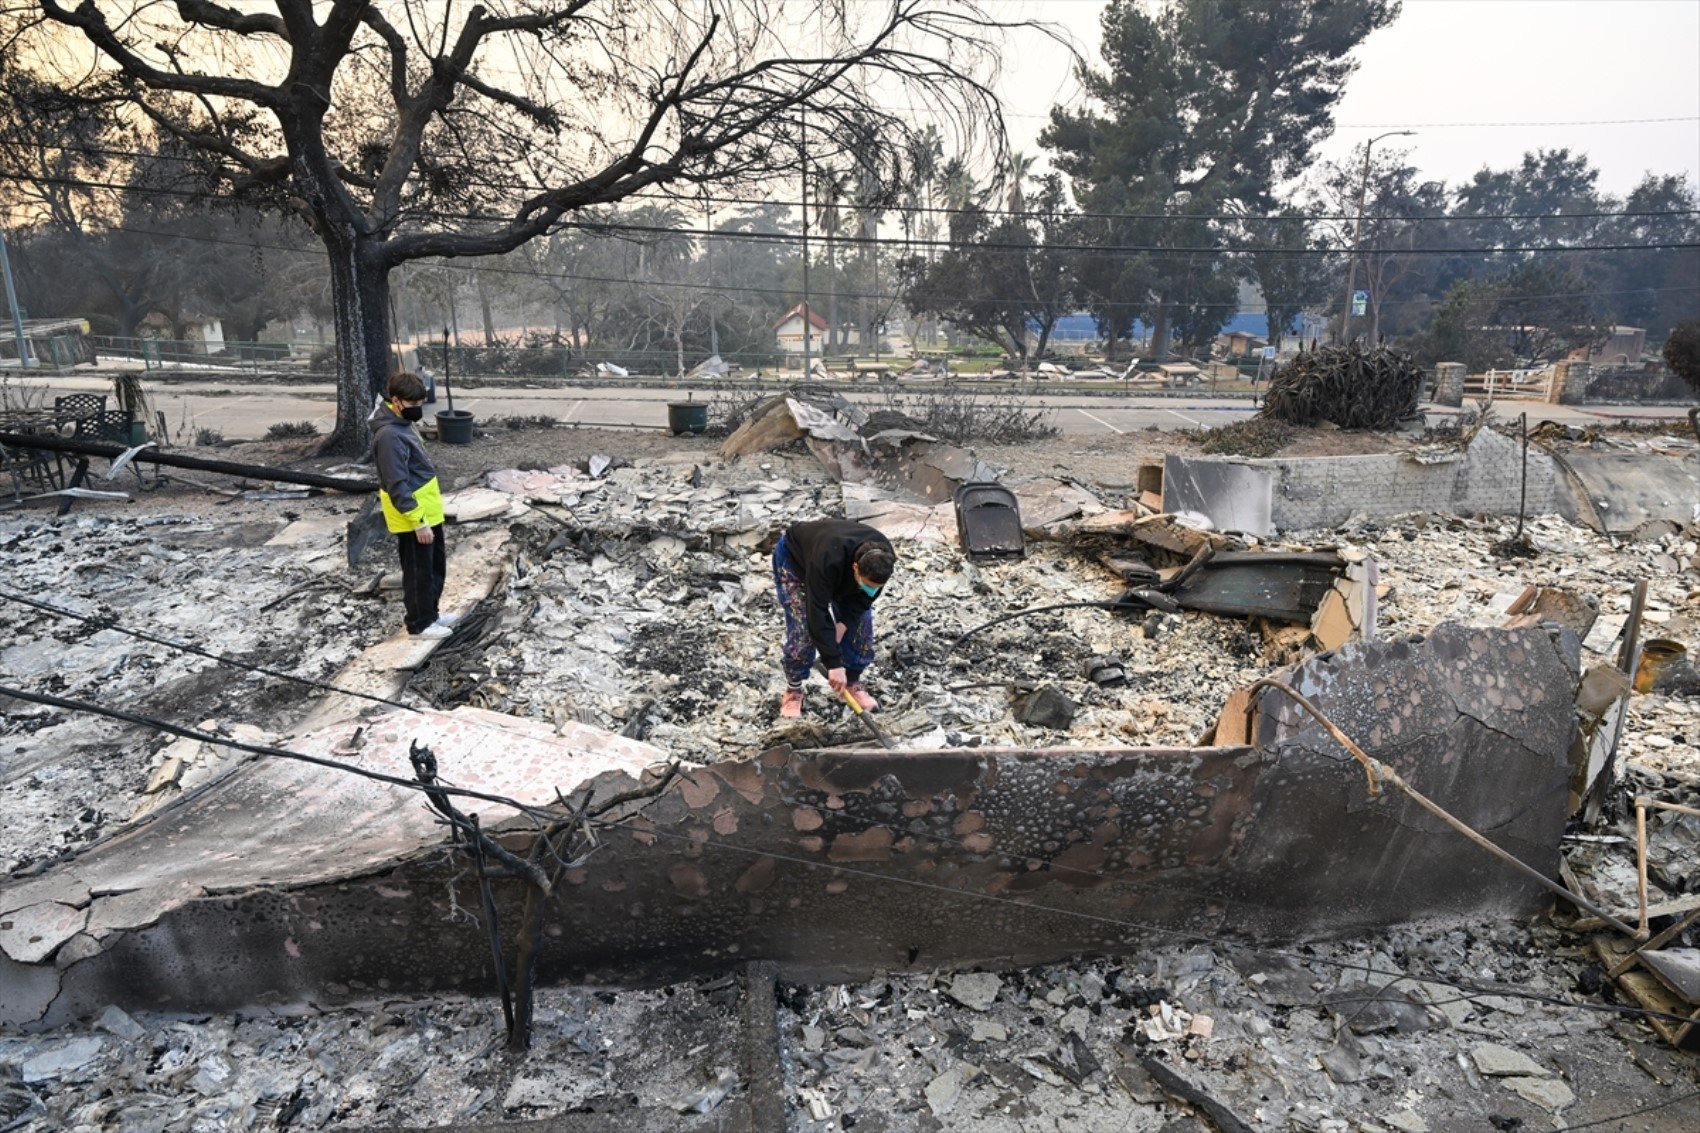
[20,1037,104,1083]
[946,972,1001,1012]
[1501,1075,1575,1112]
[1470,1042,1549,1078]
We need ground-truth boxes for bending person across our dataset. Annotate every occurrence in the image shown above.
[772,518,895,719]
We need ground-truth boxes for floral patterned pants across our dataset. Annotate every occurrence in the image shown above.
[773,533,874,688]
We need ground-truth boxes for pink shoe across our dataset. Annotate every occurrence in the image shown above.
[779,689,805,719]
[846,683,879,712]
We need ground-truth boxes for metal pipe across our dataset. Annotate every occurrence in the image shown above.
[1250,677,1641,938]
[0,224,34,369]
[1635,798,1650,939]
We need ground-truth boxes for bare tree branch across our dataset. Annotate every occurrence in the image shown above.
[359,4,410,107]
[172,0,288,40]
[38,0,285,106]
[456,69,558,130]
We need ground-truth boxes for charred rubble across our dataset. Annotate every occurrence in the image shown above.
[2,407,1698,1132]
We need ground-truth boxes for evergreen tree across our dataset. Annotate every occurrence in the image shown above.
[1043,0,1396,358]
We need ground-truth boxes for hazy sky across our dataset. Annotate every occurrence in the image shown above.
[993,0,1700,196]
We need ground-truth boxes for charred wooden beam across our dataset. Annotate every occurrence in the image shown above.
[0,432,376,494]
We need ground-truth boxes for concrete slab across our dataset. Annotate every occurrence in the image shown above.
[1554,453,1700,533]
[295,526,513,731]
[264,516,348,547]
[0,625,1580,1026]
[442,486,523,523]
[841,483,954,543]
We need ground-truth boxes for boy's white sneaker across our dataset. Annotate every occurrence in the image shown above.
[435,612,461,627]
[416,623,453,640]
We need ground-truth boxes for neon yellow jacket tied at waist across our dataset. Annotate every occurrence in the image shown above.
[369,399,445,533]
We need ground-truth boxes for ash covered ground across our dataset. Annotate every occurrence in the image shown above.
[2,425,1697,1131]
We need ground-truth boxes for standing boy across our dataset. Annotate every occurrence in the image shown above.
[371,372,456,639]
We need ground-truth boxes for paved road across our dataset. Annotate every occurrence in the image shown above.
[9,371,1691,441]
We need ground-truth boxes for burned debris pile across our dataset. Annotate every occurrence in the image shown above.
[3,405,1700,1132]
[1259,343,1426,430]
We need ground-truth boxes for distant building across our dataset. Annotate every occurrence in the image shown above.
[1581,326,1645,367]
[1217,330,1267,357]
[137,312,226,354]
[774,304,828,354]
[0,316,93,369]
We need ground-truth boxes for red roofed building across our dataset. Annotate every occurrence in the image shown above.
[774,304,827,354]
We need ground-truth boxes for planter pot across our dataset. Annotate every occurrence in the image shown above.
[124,420,148,446]
[667,401,709,436]
[435,409,475,445]
[1635,639,1688,694]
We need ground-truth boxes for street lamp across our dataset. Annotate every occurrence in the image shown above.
[1339,130,1415,345]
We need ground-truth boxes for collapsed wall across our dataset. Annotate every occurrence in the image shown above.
[1165,426,1700,536]
[1165,429,1563,536]
[1,624,1581,1029]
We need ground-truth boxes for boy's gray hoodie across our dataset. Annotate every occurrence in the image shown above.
[368,400,437,515]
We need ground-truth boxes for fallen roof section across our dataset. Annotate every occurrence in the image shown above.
[0,624,1581,1028]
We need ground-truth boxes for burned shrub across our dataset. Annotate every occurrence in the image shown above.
[1197,418,1297,457]
[1259,344,1424,430]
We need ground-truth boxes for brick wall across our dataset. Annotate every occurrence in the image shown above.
[1250,429,1560,533]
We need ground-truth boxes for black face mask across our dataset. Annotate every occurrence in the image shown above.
[400,405,424,422]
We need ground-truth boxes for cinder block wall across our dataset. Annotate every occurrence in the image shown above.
[1250,429,1561,532]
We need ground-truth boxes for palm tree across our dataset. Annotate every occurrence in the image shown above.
[906,126,943,346]
[813,167,851,351]
[1006,150,1035,216]
[624,203,691,277]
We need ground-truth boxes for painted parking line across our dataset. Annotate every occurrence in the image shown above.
[188,395,249,423]
[1074,408,1125,435]
[1166,408,1203,427]
[564,399,585,423]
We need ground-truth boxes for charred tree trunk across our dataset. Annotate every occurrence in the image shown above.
[826,242,839,352]
[477,271,498,345]
[1151,298,1173,361]
[321,230,395,455]
[1034,319,1055,361]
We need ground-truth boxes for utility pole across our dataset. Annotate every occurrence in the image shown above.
[1339,130,1414,345]
[800,113,813,378]
[0,223,34,370]
[703,199,719,357]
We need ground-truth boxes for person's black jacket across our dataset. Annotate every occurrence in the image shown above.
[783,519,893,669]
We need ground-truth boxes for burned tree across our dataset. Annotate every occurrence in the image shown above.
[19,1,1015,451]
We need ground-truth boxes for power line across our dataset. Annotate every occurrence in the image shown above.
[0,591,414,713]
[74,219,1700,316]
[1339,115,1700,129]
[5,170,1696,258]
[10,142,1700,225]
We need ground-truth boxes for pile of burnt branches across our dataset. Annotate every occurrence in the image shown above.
[1259,344,1424,430]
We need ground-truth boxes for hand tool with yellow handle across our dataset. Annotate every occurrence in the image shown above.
[814,662,899,750]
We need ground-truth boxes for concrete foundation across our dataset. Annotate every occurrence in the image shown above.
[0,625,1580,1029]
[1166,429,1561,534]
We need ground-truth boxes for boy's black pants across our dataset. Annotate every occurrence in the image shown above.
[396,525,446,633]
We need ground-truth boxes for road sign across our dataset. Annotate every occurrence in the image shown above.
[1351,290,1368,317]
[1261,346,1276,359]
